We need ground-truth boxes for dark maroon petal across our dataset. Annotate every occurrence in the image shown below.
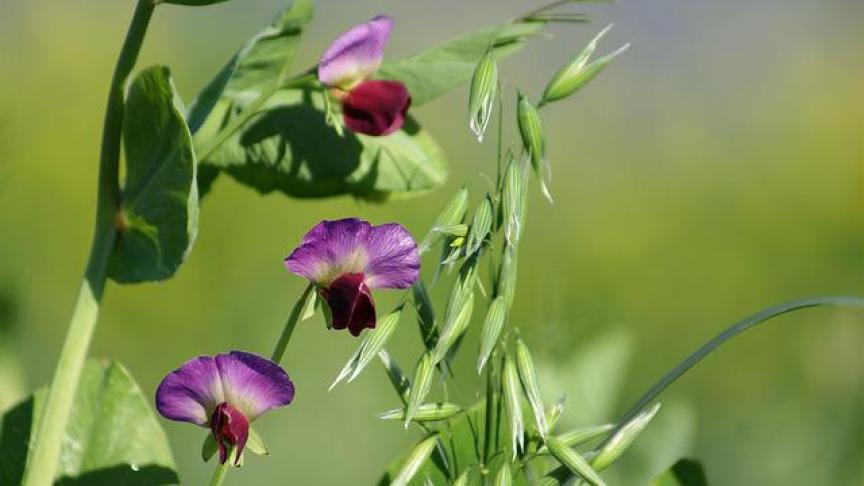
[210,402,250,465]
[342,80,411,136]
[321,273,377,336]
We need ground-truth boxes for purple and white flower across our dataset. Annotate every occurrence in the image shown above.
[318,15,411,136]
[155,351,295,465]
[285,218,420,336]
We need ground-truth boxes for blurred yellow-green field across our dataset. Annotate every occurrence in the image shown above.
[0,0,862,484]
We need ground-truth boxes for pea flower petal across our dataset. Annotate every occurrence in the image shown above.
[318,15,393,89]
[156,351,294,464]
[342,79,411,136]
[323,272,376,336]
[284,218,419,336]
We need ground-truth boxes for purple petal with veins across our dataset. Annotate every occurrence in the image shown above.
[156,355,224,426]
[284,218,419,290]
[155,351,294,428]
[318,15,393,89]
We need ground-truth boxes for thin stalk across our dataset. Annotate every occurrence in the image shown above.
[21,1,154,484]
[481,353,497,466]
[271,283,314,364]
[196,74,316,162]
[208,449,234,486]
[600,295,864,449]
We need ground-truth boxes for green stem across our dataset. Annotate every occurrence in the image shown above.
[208,450,233,486]
[481,353,496,466]
[271,283,314,364]
[21,1,154,485]
[602,295,864,448]
[196,74,316,162]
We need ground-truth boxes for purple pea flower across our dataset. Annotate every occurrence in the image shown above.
[318,15,411,136]
[285,218,420,336]
[155,351,295,465]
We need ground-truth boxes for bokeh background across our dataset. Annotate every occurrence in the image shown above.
[1,0,862,484]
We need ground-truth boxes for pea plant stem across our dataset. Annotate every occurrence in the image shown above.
[21,1,155,484]
[271,283,314,364]
[208,448,234,486]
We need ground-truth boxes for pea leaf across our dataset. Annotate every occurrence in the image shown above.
[202,89,447,199]
[651,459,708,486]
[188,0,314,135]
[0,360,178,485]
[378,20,547,106]
[108,65,198,283]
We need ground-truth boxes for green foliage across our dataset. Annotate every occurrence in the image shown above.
[200,89,447,200]
[188,0,314,135]
[651,459,708,486]
[190,0,450,200]
[0,360,177,485]
[378,20,545,106]
[108,66,198,283]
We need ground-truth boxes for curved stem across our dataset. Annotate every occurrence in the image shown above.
[208,452,233,486]
[271,283,314,364]
[21,2,154,484]
[603,295,864,446]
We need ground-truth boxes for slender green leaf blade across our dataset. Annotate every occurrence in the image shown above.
[378,350,411,400]
[412,281,438,350]
[109,65,198,283]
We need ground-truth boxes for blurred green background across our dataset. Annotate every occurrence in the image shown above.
[0,0,862,484]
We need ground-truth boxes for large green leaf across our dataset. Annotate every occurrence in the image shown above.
[202,89,447,199]
[378,20,546,106]
[187,0,314,135]
[651,459,708,486]
[108,65,198,283]
[0,360,178,485]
